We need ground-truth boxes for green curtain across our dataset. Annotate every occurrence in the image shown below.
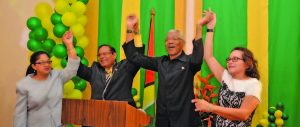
[269,0,300,126]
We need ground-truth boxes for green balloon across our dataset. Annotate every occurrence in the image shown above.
[27,39,42,52]
[63,36,77,46]
[268,115,276,123]
[53,23,68,38]
[61,56,68,68]
[81,57,89,66]
[75,80,87,91]
[34,27,48,41]
[51,13,62,25]
[268,108,276,115]
[132,88,138,96]
[78,0,89,4]
[256,124,263,127]
[35,48,48,52]
[268,123,276,127]
[52,44,67,58]
[49,52,54,57]
[276,102,284,112]
[73,37,77,46]
[72,76,82,84]
[67,124,73,127]
[75,46,85,58]
[29,31,35,39]
[27,17,42,31]
[42,39,56,51]
[282,113,289,120]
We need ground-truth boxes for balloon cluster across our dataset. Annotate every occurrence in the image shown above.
[257,102,289,127]
[26,0,89,101]
[131,88,141,108]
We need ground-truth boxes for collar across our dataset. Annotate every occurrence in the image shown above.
[168,50,187,62]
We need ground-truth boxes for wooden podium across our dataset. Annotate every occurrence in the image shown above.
[61,99,153,127]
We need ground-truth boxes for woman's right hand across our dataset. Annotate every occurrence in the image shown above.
[197,8,213,26]
[62,30,74,47]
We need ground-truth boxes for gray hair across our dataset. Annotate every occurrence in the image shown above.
[167,29,184,40]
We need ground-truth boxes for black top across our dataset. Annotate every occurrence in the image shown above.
[123,39,204,127]
[76,46,145,106]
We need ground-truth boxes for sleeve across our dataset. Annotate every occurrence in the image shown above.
[76,61,94,82]
[222,69,232,85]
[59,57,80,83]
[189,39,204,73]
[13,83,27,127]
[126,44,146,76]
[123,39,159,72]
[246,81,262,103]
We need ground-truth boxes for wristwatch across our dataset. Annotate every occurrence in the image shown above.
[207,29,214,32]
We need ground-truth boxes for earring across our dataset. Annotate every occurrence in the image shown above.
[34,69,36,73]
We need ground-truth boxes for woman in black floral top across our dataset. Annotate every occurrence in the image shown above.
[192,9,262,127]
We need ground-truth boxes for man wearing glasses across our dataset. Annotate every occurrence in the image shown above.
[122,13,214,126]
[76,15,144,108]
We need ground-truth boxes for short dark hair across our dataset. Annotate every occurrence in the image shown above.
[98,44,116,54]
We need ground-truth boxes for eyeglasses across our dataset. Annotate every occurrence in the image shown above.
[165,37,183,42]
[97,52,112,57]
[226,57,244,62]
[35,61,52,65]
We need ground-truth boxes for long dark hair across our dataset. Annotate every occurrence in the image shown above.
[26,51,50,76]
[232,47,260,80]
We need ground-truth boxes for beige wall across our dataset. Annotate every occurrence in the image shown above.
[0,0,98,126]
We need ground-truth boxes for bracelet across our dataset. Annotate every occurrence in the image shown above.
[208,104,213,112]
[67,48,74,51]
[207,29,214,32]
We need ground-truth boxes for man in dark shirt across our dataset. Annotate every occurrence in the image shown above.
[123,14,211,127]
[76,15,144,108]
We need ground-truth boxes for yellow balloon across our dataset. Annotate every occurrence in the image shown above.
[55,1,70,15]
[67,89,83,99]
[66,0,77,3]
[64,80,75,94]
[275,118,284,126]
[54,38,62,44]
[35,2,53,19]
[41,16,54,31]
[62,12,77,27]
[50,56,62,69]
[48,30,56,40]
[133,95,140,102]
[77,15,87,26]
[70,1,86,16]
[274,110,283,118]
[28,51,34,59]
[136,102,141,108]
[263,111,269,119]
[259,119,269,127]
[63,93,68,98]
[77,36,89,49]
[70,24,84,38]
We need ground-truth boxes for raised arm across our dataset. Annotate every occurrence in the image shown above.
[59,31,80,83]
[203,9,224,82]
[124,14,158,71]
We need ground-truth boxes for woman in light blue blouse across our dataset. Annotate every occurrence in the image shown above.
[14,31,80,127]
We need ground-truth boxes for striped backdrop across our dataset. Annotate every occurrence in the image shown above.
[83,0,300,126]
